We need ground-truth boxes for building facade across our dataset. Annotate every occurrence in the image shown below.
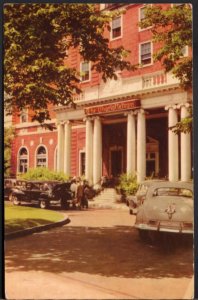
[10,3,192,184]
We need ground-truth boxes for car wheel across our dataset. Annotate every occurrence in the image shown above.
[12,195,21,206]
[61,199,69,210]
[40,200,49,209]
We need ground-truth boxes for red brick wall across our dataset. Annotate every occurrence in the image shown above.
[11,129,57,175]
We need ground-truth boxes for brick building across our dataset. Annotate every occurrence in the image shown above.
[10,3,192,185]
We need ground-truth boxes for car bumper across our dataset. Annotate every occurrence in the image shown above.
[134,223,193,234]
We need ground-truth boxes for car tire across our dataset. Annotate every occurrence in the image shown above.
[61,199,69,210]
[12,195,21,206]
[40,200,49,209]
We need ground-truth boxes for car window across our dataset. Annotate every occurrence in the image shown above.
[137,184,148,196]
[154,187,192,198]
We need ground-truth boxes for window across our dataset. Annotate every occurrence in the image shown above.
[181,46,188,57]
[36,146,47,167]
[139,5,152,31]
[81,62,90,82]
[111,16,121,39]
[140,6,146,21]
[79,151,85,176]
[18,147,28,173]
[140,42,152,65]
[20,109,28,123]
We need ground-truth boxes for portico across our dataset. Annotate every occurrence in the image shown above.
[56,96,192,185]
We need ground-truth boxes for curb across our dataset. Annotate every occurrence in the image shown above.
[5,214,70,240]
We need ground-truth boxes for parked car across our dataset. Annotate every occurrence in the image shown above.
[9,180,74,209]
[134,181,193,240]
[127,180,163,215]
[4,178,17,200]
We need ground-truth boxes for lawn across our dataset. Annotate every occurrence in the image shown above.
[5,203,64,234]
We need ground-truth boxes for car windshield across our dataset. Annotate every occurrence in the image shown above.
[137,184,149,196]
[154,187,192,198]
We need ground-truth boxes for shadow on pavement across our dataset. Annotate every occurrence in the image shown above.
[5,222,193,279]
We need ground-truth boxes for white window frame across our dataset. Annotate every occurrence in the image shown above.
[35,145,48,168]
[110,15,123,41]
[20,108,28,123]
[138,5,152,32]
[80,61,91,82]
[181,45,189,57]
[139,41,153,67]
[17,146,29,174]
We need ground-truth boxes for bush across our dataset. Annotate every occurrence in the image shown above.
[18,167,69,182]
[116,173,139,196]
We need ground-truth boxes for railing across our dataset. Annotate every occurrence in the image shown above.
[142,72,167,89]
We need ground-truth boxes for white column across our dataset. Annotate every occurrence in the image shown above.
[127,112,136,175]
[180,104,191,181]
[93,117,102,186]
[64,121,71,176]
[57,122,64,172]
[166,105,179,181]
[137,109,146,183]
[85,117,93,184]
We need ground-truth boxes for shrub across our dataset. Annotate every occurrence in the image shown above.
[116,173,139,196]
[18,167,69,182]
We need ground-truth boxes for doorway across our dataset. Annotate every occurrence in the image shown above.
[110,147,123,176]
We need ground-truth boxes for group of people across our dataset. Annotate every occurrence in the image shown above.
[70,177,89,209]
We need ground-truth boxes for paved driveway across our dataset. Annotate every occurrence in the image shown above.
[5,208,194,299]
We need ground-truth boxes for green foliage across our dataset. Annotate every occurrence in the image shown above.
[139,4,192,134]
[139,4,192,90]
[4,4,134,124]
[117,173,139,196]
[18,167,69,181]
[5,203,63,234]
[4,126,15,176]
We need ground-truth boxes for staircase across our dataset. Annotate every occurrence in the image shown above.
[89,188,127,210]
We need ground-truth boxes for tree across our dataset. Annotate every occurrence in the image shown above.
[4,126,15,176]
[139,4,192,133]
[4,4,134,124]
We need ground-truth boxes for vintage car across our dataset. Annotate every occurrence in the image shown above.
[134,181,193,239]
[127,180,163,215]
[9,180,74,209]
[4,178,17,200]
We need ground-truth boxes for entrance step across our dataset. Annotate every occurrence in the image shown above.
[89,188,128,210]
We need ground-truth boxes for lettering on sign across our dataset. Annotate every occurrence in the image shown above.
[84,99,140,115]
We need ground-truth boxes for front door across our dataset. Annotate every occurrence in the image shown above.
[110,149,122,176]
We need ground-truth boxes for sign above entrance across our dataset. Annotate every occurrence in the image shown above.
[84,99,141,116]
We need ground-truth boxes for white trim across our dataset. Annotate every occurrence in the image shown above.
[54,146,58,171]
[110,14,123,41]
[17,146,29,174]
[15,118,57,129]
[138,4,152,32]
[139,40,153,67]
[80,61,91,83]
[35,144,48,168]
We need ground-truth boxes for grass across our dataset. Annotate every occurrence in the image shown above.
[5,203,64,234]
